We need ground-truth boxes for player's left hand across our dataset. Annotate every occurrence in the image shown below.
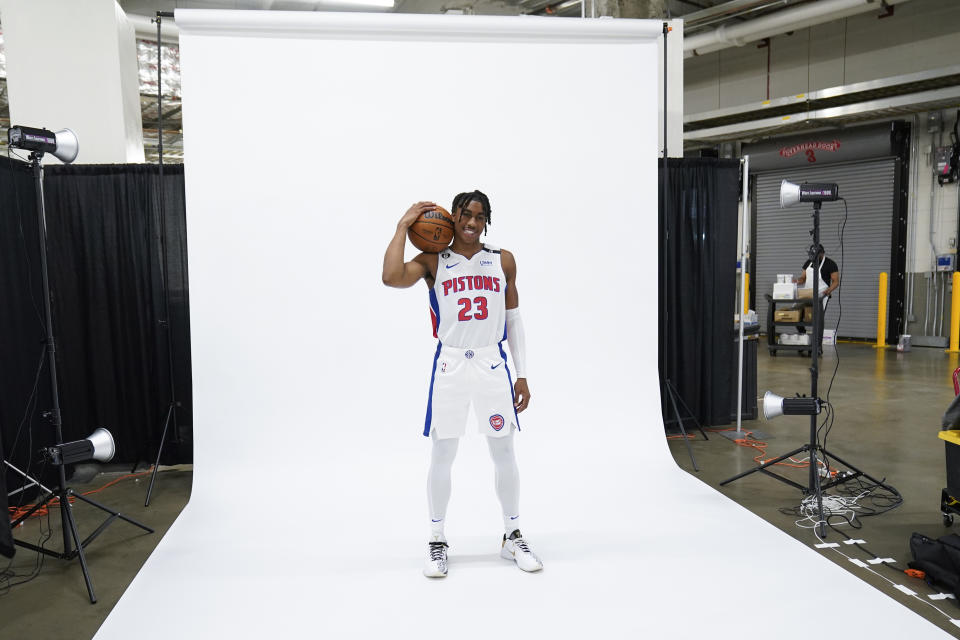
[514,379,530,413]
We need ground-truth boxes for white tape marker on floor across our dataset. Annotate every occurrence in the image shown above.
[930,594,957,601]
[843,539,866,545]
[815,543,840,549]
[849,558,869,568]
[868,557,895,565]
[950,620,960,629]
[894,585,918,596]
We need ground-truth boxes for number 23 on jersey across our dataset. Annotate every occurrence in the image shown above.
[457,296,488,321]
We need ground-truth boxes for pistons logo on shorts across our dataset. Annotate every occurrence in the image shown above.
[489,414,505,431]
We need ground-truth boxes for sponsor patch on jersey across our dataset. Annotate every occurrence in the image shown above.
[480,259,493,266]
[464,350,474,359]
[489,414,505,431]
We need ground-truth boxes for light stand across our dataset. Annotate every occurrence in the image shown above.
[660,21,707,471]
[9,150,153,604]
[720,200,892,537]
[4,459,55,500]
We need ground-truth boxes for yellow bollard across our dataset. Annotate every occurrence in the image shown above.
[874,272,888,349]
[947,272,960,353]
[743,272,750,316]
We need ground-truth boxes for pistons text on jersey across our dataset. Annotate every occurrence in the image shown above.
[441,276,501,297]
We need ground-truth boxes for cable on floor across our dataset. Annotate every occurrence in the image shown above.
[8,467,155,521]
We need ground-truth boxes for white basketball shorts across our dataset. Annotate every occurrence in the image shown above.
[424,343,519,439]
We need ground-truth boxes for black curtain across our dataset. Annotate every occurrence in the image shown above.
[660,158,740,427]
[0,160,192,477]
[0,154,57,515]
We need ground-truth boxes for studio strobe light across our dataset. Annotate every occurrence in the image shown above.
[44,428,115,466]
[779,180,839,208]
[6,125,152,604]
[8,125,79,163]
[762,392,821,420]
[722,177,892,538]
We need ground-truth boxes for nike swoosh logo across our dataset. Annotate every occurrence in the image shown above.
[510,516,519,520]
[432,519,442,523]
[491,363,502,370]
[445,262,460,269]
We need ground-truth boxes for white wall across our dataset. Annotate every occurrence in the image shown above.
[684,0,960,114]
[908,111,960,273]
[0,0,144,164]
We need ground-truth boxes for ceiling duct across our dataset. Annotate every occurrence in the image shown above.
[684,0,912,58]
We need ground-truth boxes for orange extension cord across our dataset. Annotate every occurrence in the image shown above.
[8,468,154,522]
[670,428,827,471]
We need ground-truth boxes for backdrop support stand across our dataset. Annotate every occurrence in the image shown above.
[720,202,892,537]
[660,21,706,471]
[145,10,182,507]
[12,151,153,604]
[736,156,750,433]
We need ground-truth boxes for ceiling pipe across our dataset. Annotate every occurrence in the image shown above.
[684,0,912,58]
[684,0,794,30]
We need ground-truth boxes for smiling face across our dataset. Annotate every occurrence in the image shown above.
[453,200,487,247]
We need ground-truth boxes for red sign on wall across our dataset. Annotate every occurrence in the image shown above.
[778,140,842,163]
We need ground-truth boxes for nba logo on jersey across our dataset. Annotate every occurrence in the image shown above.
[441,361,447,373]
[489,414,504,431]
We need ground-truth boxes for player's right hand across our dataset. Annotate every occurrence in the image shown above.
[399,201,437,229]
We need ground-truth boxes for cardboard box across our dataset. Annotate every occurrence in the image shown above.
[774,309,802,322]
[797,287,813,300]
[773,283,797,300]
[803,307,812,323]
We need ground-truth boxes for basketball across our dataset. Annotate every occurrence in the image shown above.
[408,205,455,253]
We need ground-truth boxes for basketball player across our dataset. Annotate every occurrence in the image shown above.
[382,190,542,578]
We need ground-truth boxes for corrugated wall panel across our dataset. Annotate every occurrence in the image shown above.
[755,159,896,340]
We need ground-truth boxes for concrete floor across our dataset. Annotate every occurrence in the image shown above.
[1,466,192,639]
[669,340,960,637]
[3,342,960,637]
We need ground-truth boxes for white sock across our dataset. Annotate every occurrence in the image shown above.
[486,434,521,537]
[427,434,459,542]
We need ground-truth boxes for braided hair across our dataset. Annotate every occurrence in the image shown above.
[451,190,492,234]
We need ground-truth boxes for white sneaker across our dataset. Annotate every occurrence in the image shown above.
[423,540,448,578]
[500,530,543,572]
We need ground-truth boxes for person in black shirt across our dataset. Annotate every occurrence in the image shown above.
[796,245,839,343]
[798,244,839,300]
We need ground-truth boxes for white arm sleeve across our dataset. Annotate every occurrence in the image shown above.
[505,308,526,378]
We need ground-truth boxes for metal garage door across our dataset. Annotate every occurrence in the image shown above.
[755,159,896,340]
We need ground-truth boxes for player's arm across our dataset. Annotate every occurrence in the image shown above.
[796,262,808,286]
[502,250,530,413]
[383,202,435,288]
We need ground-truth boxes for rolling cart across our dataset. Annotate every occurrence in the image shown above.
[765,294,814,357]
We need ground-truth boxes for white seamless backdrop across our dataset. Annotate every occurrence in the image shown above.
[93,11,949,639]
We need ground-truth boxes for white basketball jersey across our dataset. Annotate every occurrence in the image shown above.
[430,245,507,348]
